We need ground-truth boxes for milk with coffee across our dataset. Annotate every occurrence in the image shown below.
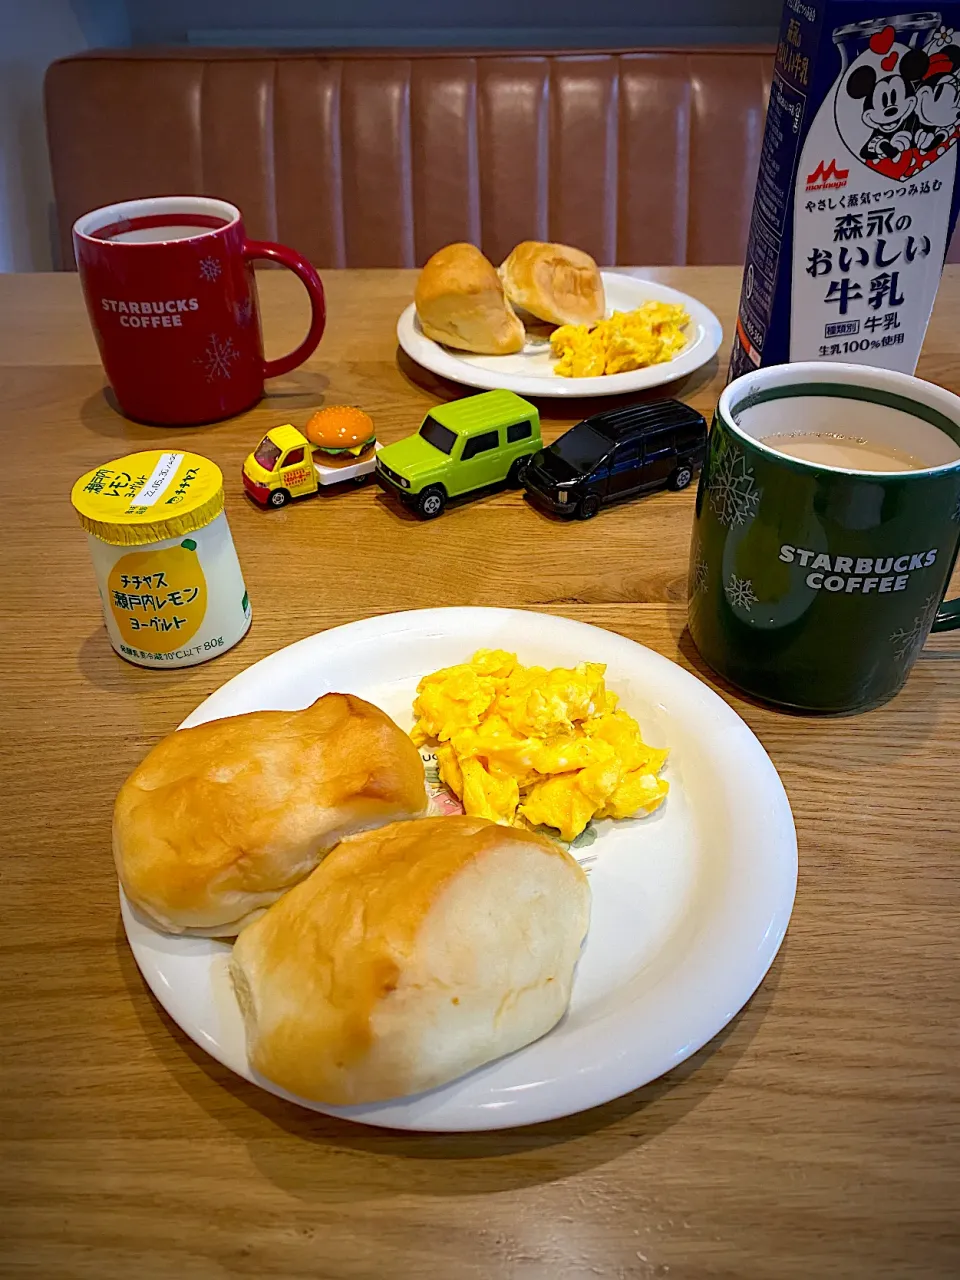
[760,432,929,468]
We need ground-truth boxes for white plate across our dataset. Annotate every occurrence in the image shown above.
[396,272,724,398]
[121,607,796,1132]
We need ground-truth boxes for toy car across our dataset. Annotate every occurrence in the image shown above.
[243,407,378,508]
[375,390,541,519]
[521,399,707,519]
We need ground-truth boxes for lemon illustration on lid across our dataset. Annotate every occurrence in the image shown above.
[71,450,223,546]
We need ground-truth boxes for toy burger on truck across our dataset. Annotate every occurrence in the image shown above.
[375,390,542,518]
[243,407,378,508]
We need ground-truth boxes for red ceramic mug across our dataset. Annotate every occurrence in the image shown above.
[73,195,326,426]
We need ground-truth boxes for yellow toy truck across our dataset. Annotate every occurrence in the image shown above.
[242,408,378,508]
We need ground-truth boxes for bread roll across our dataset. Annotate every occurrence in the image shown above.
[415,243,525,355]
[230,815,591,1104]
[114,694,426,937]
[499,241,605,326]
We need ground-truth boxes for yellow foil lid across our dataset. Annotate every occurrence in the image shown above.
[71,450,224,546]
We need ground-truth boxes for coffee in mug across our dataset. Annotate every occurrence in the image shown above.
[758,433,930,472]
[689,362,960,713]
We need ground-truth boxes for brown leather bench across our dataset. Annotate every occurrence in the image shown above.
[44,47,959,270]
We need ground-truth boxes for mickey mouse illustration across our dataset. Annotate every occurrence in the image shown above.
[846,44,929,160]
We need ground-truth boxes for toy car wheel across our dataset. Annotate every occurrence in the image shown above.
[577,494,601,520]
[269,488,290,508]
[416,486,446,519]
[507,456,531,486]
[669,464,693,491]
[352,474,370,486]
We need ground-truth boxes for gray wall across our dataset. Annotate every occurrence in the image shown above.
[0,0,129,270]
[130,0,781,47]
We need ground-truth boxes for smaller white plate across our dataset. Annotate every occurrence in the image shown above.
[397,272,723,398]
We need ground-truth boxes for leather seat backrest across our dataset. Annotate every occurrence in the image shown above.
[45,48,959,268]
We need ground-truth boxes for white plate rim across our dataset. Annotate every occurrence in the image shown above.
[121,606,797,1132]
[396,272,724,397]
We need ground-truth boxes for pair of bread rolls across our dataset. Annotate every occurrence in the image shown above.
[415,241,605,355]
[114,695,591,1104]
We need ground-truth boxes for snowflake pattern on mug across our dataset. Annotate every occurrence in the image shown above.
[199,256,222,282]
[234,296,255,326]
[691,547,709,596]
[725,573,758,612]
[708,439,761,528]
[198,333,240,381]
[951,490,960,524]
[890,594,938,662]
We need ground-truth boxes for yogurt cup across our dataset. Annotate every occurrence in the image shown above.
[71,449,252,668]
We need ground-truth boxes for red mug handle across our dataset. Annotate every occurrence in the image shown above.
[242,240,326,379]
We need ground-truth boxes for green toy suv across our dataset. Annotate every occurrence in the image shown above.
[375,390,542,518]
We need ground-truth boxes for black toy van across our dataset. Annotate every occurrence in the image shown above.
[521,399,708,519]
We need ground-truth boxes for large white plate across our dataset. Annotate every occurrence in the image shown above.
[396,272,724,398]
[121,607,796,1132]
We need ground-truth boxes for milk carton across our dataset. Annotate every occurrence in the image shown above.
[729,5,960,379]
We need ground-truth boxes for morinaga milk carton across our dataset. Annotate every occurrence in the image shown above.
[729,5,960,379]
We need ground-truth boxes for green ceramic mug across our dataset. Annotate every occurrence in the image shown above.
[688,362,960,713]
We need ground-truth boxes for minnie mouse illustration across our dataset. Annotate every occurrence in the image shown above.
[914,44,960,151]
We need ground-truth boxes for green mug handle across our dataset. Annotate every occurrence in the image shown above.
[931,598,960,631]
[931,529,960,632]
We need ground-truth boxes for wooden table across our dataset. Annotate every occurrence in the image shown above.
[2,268,959,1280]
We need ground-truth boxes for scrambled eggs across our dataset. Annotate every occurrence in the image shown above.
[412,649,668,841]
[550,302,690,378]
